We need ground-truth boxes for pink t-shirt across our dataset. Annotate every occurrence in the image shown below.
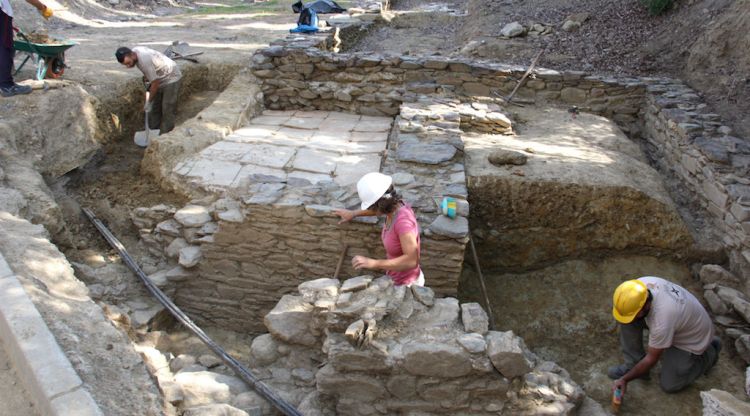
[381,204,421,286]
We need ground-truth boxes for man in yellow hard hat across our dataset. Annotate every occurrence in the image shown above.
[609,276,721,395]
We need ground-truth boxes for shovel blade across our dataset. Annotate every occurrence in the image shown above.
[134,129,160,147]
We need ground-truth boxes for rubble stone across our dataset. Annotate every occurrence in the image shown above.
[461,302,489,334]
[263,295,317,346]
[401,342,473,377]
[701,389,750,416]
[486,331,535,379]
[488,149,528,166]
[175,205,212,227]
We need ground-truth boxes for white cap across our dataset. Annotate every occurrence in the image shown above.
[356,172,393,210]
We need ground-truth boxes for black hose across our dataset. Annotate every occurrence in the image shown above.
[82,208,303,416]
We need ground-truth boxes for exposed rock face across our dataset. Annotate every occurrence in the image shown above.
[701,389,750,416]
[245,276,585,415]
[466,106,692,270]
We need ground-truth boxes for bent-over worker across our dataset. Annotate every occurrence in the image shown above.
[609,276,721,396]
[333,172,424,287]
[115,46,181,134]
[1,0,53,97]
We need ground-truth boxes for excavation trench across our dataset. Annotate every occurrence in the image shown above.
[8,16,746,415]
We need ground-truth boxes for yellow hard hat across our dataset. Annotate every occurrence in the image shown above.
[612,280,649,324]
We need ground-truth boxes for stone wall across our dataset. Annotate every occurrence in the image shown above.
[249,275,584,415]
[250,41,646,135]
[643,87,750,292]
[250,33,750,290]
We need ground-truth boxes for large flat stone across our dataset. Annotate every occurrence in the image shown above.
[227,126,278,142]
[292,148,338,174]
[232,165,287,187]
[397,142,457,164]
[334,155,382,186]
[401,342,473,378]
[251,115,291,126]
[184,159,242,187]
[263,295,317,346]
[282,117,326,130]
[354,119,393,133]
[701,389,750,416]
[350,132,389,143]
[287,171,332,185]
[200,141,254,162]
[486,330,535,379]
[175,205,212,227]
[428,215,469,239]
[239,144,295,169]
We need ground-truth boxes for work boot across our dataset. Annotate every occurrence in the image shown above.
[607,364,651,380]
[0,84,32,97]
[706,336,722,375]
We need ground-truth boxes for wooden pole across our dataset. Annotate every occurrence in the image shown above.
[334,245,349,280]
[505,49,544,105]
[469,235,496,330]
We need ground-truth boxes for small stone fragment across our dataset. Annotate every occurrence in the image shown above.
[489,149,528,166]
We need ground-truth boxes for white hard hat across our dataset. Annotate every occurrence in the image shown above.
[357,172,393,210]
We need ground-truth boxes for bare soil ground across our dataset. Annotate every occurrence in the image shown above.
[352,0,750,138]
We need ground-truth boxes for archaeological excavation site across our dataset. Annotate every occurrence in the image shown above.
[2,0,750,415]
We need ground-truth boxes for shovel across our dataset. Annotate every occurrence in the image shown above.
[134,91,160,147]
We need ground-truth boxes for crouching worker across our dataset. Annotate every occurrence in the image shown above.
[333,172,424,287]
[609,277,721,396]
[115,46,182,134]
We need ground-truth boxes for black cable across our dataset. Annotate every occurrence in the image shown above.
[83,208,302,416]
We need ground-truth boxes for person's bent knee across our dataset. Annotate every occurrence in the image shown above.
[660,379,688,394]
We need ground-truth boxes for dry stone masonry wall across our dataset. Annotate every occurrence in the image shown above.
[250,29,750,288]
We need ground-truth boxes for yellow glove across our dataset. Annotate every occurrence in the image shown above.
[39,6,53,19]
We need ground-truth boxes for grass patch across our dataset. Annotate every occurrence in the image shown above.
[640,0,674,15]
[188,0,356,15]
[189,0,287,15]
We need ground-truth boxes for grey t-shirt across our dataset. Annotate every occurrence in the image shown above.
[640,276,714,354]
[133,46,181,86]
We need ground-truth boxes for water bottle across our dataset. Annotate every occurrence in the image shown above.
[440,197,457,219]
[612,386,623,413]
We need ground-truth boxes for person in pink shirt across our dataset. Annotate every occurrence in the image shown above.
[333,172,424,287]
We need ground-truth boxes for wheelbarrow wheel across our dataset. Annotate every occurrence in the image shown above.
[46,56,65,79]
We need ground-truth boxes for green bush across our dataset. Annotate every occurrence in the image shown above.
[640,0,675,15]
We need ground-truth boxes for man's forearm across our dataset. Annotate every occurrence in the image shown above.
[25,0,46,11]
[622,356,656,382]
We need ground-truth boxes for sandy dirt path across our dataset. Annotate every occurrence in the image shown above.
[0,342,40,416]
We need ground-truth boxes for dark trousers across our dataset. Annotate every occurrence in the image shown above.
[149,79,181,134]
[619,318,719,393]
[0,10,14,88]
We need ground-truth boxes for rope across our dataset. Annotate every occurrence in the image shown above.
[82,208,302,416]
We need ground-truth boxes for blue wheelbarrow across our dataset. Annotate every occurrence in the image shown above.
[13,31,77,80]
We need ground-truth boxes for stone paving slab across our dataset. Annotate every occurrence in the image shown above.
[0,252,102,416]
[200,141,255,162]
[185,159,243,187]
[239,144,296,169]
[294,110,330,118]
[326,112,361,122]
[232,165,287,187]
[282,117,326,130]
[252,115,291,126]
[288,170,333,185]
[292,147,338,174]
[174,110,392,194]
[350,131,390,142]
[334,155,382,185]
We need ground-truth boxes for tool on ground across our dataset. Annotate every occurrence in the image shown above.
[134,91,159,147]
[612,386,623,413]
[333,244,349,280]
[82,208,303,416]
[469,235,496,330]
[503,49,544,106]
[164,41,202,63]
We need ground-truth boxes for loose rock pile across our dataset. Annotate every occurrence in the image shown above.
[253,275,585,415]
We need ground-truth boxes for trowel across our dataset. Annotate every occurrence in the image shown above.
[134,92,160,147]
